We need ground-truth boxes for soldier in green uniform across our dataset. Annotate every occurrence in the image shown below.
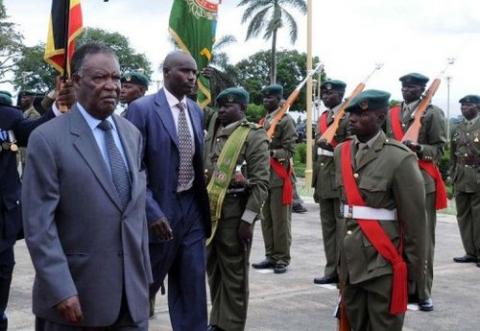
[385,73,446,311]
[204,88,270,331]
[17,91,41,171]
[451,95,480,267]
[335,90,426,331]
[120,71,149,116]
[312,79,348,284]
[252,84,297,274]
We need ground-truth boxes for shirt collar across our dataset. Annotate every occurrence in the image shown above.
[77,102,116,132]
[164,87,187,111]
[354,130,382,149]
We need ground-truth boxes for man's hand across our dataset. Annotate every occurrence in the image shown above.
[55,77,75,111]
[233,170,246,186]
[403,140,422,153]
[150,217,174,241]
[56,295,83,323]
[238,221,253,247]
[317,139,334,151]
[200,66,215,79]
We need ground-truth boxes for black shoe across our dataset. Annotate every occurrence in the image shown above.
[274,263,288,274]
[418,298,434,312]
[292,204,308,213]
[453,255,478,263]
[208,325,225,331]
[313,275,339,285]
[408,294,419,304]
[252,259,275,269]
[477,262,480,268]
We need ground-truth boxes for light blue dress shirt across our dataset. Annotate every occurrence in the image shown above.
[77,103,129,172]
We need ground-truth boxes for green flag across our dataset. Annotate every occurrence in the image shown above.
[169,0,219,109]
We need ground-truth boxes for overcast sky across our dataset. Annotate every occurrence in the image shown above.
[4,0,480,117]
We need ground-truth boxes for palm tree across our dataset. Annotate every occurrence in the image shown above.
[238,0,307,84]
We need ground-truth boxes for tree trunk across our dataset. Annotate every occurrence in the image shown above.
[270,28,277,84]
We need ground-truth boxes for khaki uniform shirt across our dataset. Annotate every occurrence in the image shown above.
[334,131,426,284]
[451,116,480,193]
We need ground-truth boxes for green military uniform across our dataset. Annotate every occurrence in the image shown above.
[312,79,349,280]
[205,88,270,331]
[451,95,480,263]
[385,73,446,304]
[120,71,149,117]
[259,86,297,269]
[335,90,426,331]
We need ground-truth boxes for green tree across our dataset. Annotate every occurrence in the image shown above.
[77,27,152,78]
[0,0,23,83]
[234,49,321,111]
[13,44,57,92]
[238,0,307,84]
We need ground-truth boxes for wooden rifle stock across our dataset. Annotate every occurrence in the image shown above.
[401,78,442,143]
[266,63,324,139]
[320,82,365,144]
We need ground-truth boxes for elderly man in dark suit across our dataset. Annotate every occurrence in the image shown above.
[126,51,211,331]
[22,42,151,330]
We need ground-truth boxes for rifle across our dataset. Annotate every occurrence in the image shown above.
[320,64,383,144]
[400,64,452,143]
[266,63,324,139]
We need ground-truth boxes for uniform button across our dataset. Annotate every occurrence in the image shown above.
[465,153,468,157]
[216,138,220,142]
[346,230,352,235]
[466,133,470,136]
[320,162,324,166]
[385,139,389,143]
[353,173,359,178]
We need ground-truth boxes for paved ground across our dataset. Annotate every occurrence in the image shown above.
[7,197,480,330]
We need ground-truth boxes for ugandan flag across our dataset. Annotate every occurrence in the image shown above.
[44,0,83,76]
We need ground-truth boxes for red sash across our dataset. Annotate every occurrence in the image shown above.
[318,112,338,147]
[270,158,293,205]
[389,106,447,209]
[340,141,407,315]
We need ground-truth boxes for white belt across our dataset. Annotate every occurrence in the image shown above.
[317,148,334,157]
[341,205,397,221]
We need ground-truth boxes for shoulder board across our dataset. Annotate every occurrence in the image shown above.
[384,138,411,152]
[241,121,261,129]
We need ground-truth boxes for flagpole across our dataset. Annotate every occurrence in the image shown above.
[304,0,313,188]
[62,0,71,79]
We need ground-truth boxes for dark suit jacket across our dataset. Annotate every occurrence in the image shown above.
[22,106,152,326]
[126,89,211,241]
[0,105,54,251]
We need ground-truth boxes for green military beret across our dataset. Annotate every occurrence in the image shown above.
[345,89,391,113]
[0,92,12,106]
[321,79,346,91]
[216,87,249,105]
[19,90,37,97]
[261,84,283,97]
[459,95,480,104]
[121,71,149,88]
[0,90,12,98]
[399,73,429,86]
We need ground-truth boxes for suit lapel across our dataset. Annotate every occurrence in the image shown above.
[154,89,178,149]
[186,99,202,147]
[70,106,123,211]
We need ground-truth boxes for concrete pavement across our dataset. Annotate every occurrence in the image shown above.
[7,198,480,330]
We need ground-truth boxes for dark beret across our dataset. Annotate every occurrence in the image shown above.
[216,87,249,105]
[321,79,347,91]
[121,71,149,88]
[345,89,391,113]
[261,84,283,97]
[399,73,429,86]
[459,95,480,104]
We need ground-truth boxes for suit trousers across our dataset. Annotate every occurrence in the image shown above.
[207,195,251,331]
[261,186,292,266]
[149,189,207,331]
[344,275,404,331]
[319,197,341,278]
[0,245,14,328]
[455,191,480,258]
[35,292,148,331]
